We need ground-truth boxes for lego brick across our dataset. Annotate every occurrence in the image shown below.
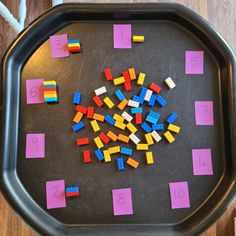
[68,39,80,44]
[148,94,156,107]
[166,112,178,124]
[152,123,164,131]
[123,71,131,82]
[107,131,118,141]
[128,100,139,108]
[117,134,129,143]
[141,122,152,133]
[124,81,132,91]
[94,86,107,96]
[132,95,142,103]
[90,120,100,132]
[126,157,139,168]
[156,95,167,107]
[83,150,91,163]
[139,86,148,99]
[145,133,154,145]
[87,107,94,119]
[105,114,115,126]
[117,158,125,171]
[129,133,140,144]
[73,111,83,123]
[135,113,142,125]
[93,113,105,122]
[66,186,80,197]
[76,105,87,114]
[128,68,136,80]
[68,43,80,48]
[99,132,110,144]
[146,115,158,124]
[108,146,120,154]
[103,150,111,163]
[164,131,175,143]
[149,83,161,93]
[165,77,176,89]
[93,95,104,107]
[115,89,125,101]
[144,89,153,102]
[43,80,56,86]
[120,147,133,156]
[136,143,149,150]
[103,96,114,109]
[148,111,161,119]
[44,97,58,103]
[76,137,89,146]
[72,121,85,132]
[151,130,162,143]
[168,124,181,133]
[117,99,128,110]
[104,68,113,81]
[131,107,143,114]
[146,152,154,164]
[132,35,144,42]
[94,137,104,149]
[114,121,126,130]
[94,149,104,162]
[113,114,125,123]
[68,47,80,53]
[113,76,125,85]
[121,111,133,122]
[126,122,137,133]
[137,73,146,85]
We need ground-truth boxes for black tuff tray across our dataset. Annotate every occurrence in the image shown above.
[1,3,236,236]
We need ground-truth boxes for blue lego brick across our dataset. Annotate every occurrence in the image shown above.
[45,97,58,103]
[44,84,57,89]
[146,115,158,124]
[95,149,104,161]
[120,147,133,156]
[166,112,178,124]
[131,107,143,114]
[72,121,85,132]
[148,94,156,107]
[132,95,142,103]
[66,186,80,193]
[115,89,125,101]
[68,39,80,44]
[117,157,125,171]
[73,92,81,105]
[156,95,167,107]
[141,122,152,133]
[105,114,115,125]
[139,87,148,98]
[148,111,160,120]
[152,123,164,131]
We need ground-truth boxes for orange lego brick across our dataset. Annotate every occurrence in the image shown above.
[126,157,139,168]
[93,113,105,122]
[117,99,128,110]
[106,131,118,141]
[73,111,83,123]
[117,134,129,143]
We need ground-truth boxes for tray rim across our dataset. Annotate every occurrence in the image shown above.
[1,3,236,236]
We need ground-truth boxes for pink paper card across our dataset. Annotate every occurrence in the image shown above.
[185,51,204,74]
[50,34,69,58]
[46,180,66,209]
[169,182,190,209]
[113,24,132,49]
[25,133,45,158]
[192,149,213,175]
[112,188,133,216]
[26,79,44,104]
[195,101,214,125]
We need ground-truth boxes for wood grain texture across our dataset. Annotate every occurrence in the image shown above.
[0,0,235,235]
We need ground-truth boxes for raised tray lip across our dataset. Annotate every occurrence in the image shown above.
[1,3,236,236]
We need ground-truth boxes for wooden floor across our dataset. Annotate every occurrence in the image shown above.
[0,0,236,235]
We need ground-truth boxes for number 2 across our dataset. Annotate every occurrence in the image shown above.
[117,193,125,205]
[190,56,198,67]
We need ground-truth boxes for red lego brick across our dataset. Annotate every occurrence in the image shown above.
[43,88,57,92]
[66,191,80,197]
[135,113,142,125]
[124,81,132,91]
[77,138,90,146]
[68,47,81,53]
[123,71,131,82]
[76,105,87,114]
[87,107,94,119]
[83,150,91,163]
[149,83,161,93]
[93,95,104,107]
[104,68,113,81]
[99,132,110,144]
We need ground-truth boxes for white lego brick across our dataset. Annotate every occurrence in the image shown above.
[95,86,107,96]
[129,133,140,144]
[128,100,139,108]
[144,89,153,102]
[151,131,162,143]
[165,77,176,90]
[121,111,133,122]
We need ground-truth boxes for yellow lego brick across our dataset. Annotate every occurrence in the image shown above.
[113,76,125,85]
[44,91,57,96]
[44,94,57,98]
[164,131,175,143]
[90,120,100,132]
[113,114,125,123]
[114,121,126,130]
[128,68,136,80]
[145,133,154,145]
[68,43,80,47]
[132,35,144,43]
[103,96,114,109]
[106,131,118,141]
[136,143,149,150]
[117,99,128,110]
[146,152,154,164]
[43,80,56,85]
[108,146,120,154]
[126,122,137,133]
[103,150,111,163]
[117,134,129,143]
[73,111,83,123]
[94,137,104,149]
[93,113,105,122]
[168,124,181,134]
[126,157,139,168]
[137,73,146,85]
